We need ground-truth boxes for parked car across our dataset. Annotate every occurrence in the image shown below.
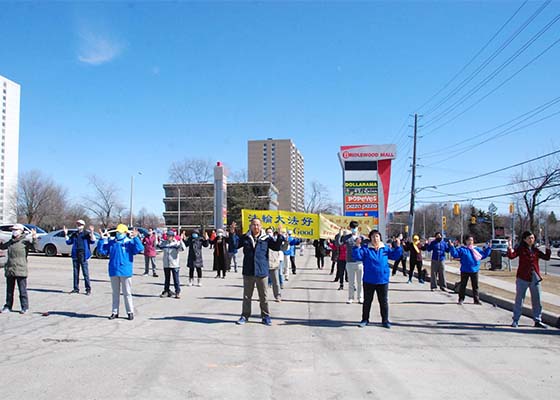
[0,223,47,252]
[35,229,100,257]
[490,239,508,256]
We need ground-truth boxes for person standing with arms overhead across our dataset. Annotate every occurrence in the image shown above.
[182,229,209,287]
[449,235,491,305]
[227,222,240,273]
[235,218,285,326]
[338,221,366,304]
[0,224,37,314]
[423,232,450,291]
[352,230,402,328]
[97,224,144,320]
[159,228,185,299]
[282,230,301,279]
[404,234,424,284]
[142,228,159,278]
[65,220,96,295]
[211,229,230,279]
[507,231,551,328]
[391,234,408,277]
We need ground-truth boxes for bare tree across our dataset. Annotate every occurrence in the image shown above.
[169,158,214,184]
[304,181,339,215]
[15,170,69,226]
[83,175,124,228]
[511,160,560,233]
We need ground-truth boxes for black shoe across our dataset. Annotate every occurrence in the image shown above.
[85,290,91,296]
[534,321,547,329]
[69,289,79,294]
[128,313,134,321]
[338,286,343,290]
[108,313,118,320]
[153,273,159,278]
[292,271,296,274]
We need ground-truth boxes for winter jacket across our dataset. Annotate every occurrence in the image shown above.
[237,231,284,277]
[97,236,144,277]
[338,234,367,263]
[212,237,230,271]
[449,245,491,273]
[159,239,185,269]
[142,234,158,258]
[328,242,339,262]
[313,239,327,257]
[183,236,209,268]
[404,241,423,262]
[506,242,551,282]
[352,243,403,285]
[0,236,37,278]
[423,239,450,261]
[268,249,283,270]
[283,236,301,256]
[227,232,239,254]
[65,231,96,260]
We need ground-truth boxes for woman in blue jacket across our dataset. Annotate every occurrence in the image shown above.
[97,224,144,320]
[449,235,491,305]
[352,230,402,329]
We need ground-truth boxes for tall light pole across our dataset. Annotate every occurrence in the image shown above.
[177,186,181,233]
[129,172,142,227]
[488,203,497,240]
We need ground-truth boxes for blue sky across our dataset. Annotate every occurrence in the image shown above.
[1,1,559,218]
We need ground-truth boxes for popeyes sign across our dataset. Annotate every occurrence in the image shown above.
[339,144,397,162]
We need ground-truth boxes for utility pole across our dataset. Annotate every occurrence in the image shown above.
[407,113,418,237]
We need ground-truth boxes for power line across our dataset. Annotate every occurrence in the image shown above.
[417,0,529,114]
[423,0,551,118]
[423,35,560,136]
[423,108,560,167]
[416,183,560,204]
[420,95,560,158]
[433,149,560,188]
[424,10,560,129]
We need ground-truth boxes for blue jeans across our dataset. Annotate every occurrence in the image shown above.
[164,268,181,294]
[73,252,91,292]
[513,271,542,323]
[278,260,284,286]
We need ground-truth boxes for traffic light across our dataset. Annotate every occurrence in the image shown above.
[470,216,476,224]
[509,203,514,214]
[453,203,460,216]
[442,216,447,229]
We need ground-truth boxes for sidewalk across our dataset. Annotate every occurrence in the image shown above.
[421,259,560,328]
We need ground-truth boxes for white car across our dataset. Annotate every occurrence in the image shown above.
[35,229,99,257]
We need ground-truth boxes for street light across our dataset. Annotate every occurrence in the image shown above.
[129,172,143,227]
[408,185,437,237]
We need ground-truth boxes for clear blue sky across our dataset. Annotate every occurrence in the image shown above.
[2,1,559,218]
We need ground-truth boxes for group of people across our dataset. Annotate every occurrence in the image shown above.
[0,218,552,329]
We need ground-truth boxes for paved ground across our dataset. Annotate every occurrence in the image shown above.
[0,250,559,399]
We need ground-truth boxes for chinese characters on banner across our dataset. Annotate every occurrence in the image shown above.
[242,210,378,240]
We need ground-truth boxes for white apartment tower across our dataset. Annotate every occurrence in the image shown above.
[0,75,20,223]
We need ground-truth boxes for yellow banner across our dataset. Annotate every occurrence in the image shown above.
[319,214,342,240]
[241,209,319,240]
[321,214,378,236]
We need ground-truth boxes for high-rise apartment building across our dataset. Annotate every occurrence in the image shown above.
[0,75,20,223]
[248,138,304,212]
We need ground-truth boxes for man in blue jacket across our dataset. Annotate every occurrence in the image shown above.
[236,218,285,326]
[64,220,96,295]
[423,232,450,292]
[282,230,301,279]
[227,222,240,273]
[97,224,144,320]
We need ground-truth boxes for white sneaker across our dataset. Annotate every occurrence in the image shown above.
[1,306,10,313]
[196,279,202,287]
[347,299,353,304]
[359,298,364,304]
[142,273,149,277]
[188,279,193,287]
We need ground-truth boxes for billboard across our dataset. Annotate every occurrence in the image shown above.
[339,144,396,235]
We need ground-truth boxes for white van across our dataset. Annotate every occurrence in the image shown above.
[491,239,508,255]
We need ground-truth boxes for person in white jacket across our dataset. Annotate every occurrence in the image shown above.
[159,229,186,299]
[266,228,284,302]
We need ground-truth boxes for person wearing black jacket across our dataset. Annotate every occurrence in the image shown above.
[403,234,424,284]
